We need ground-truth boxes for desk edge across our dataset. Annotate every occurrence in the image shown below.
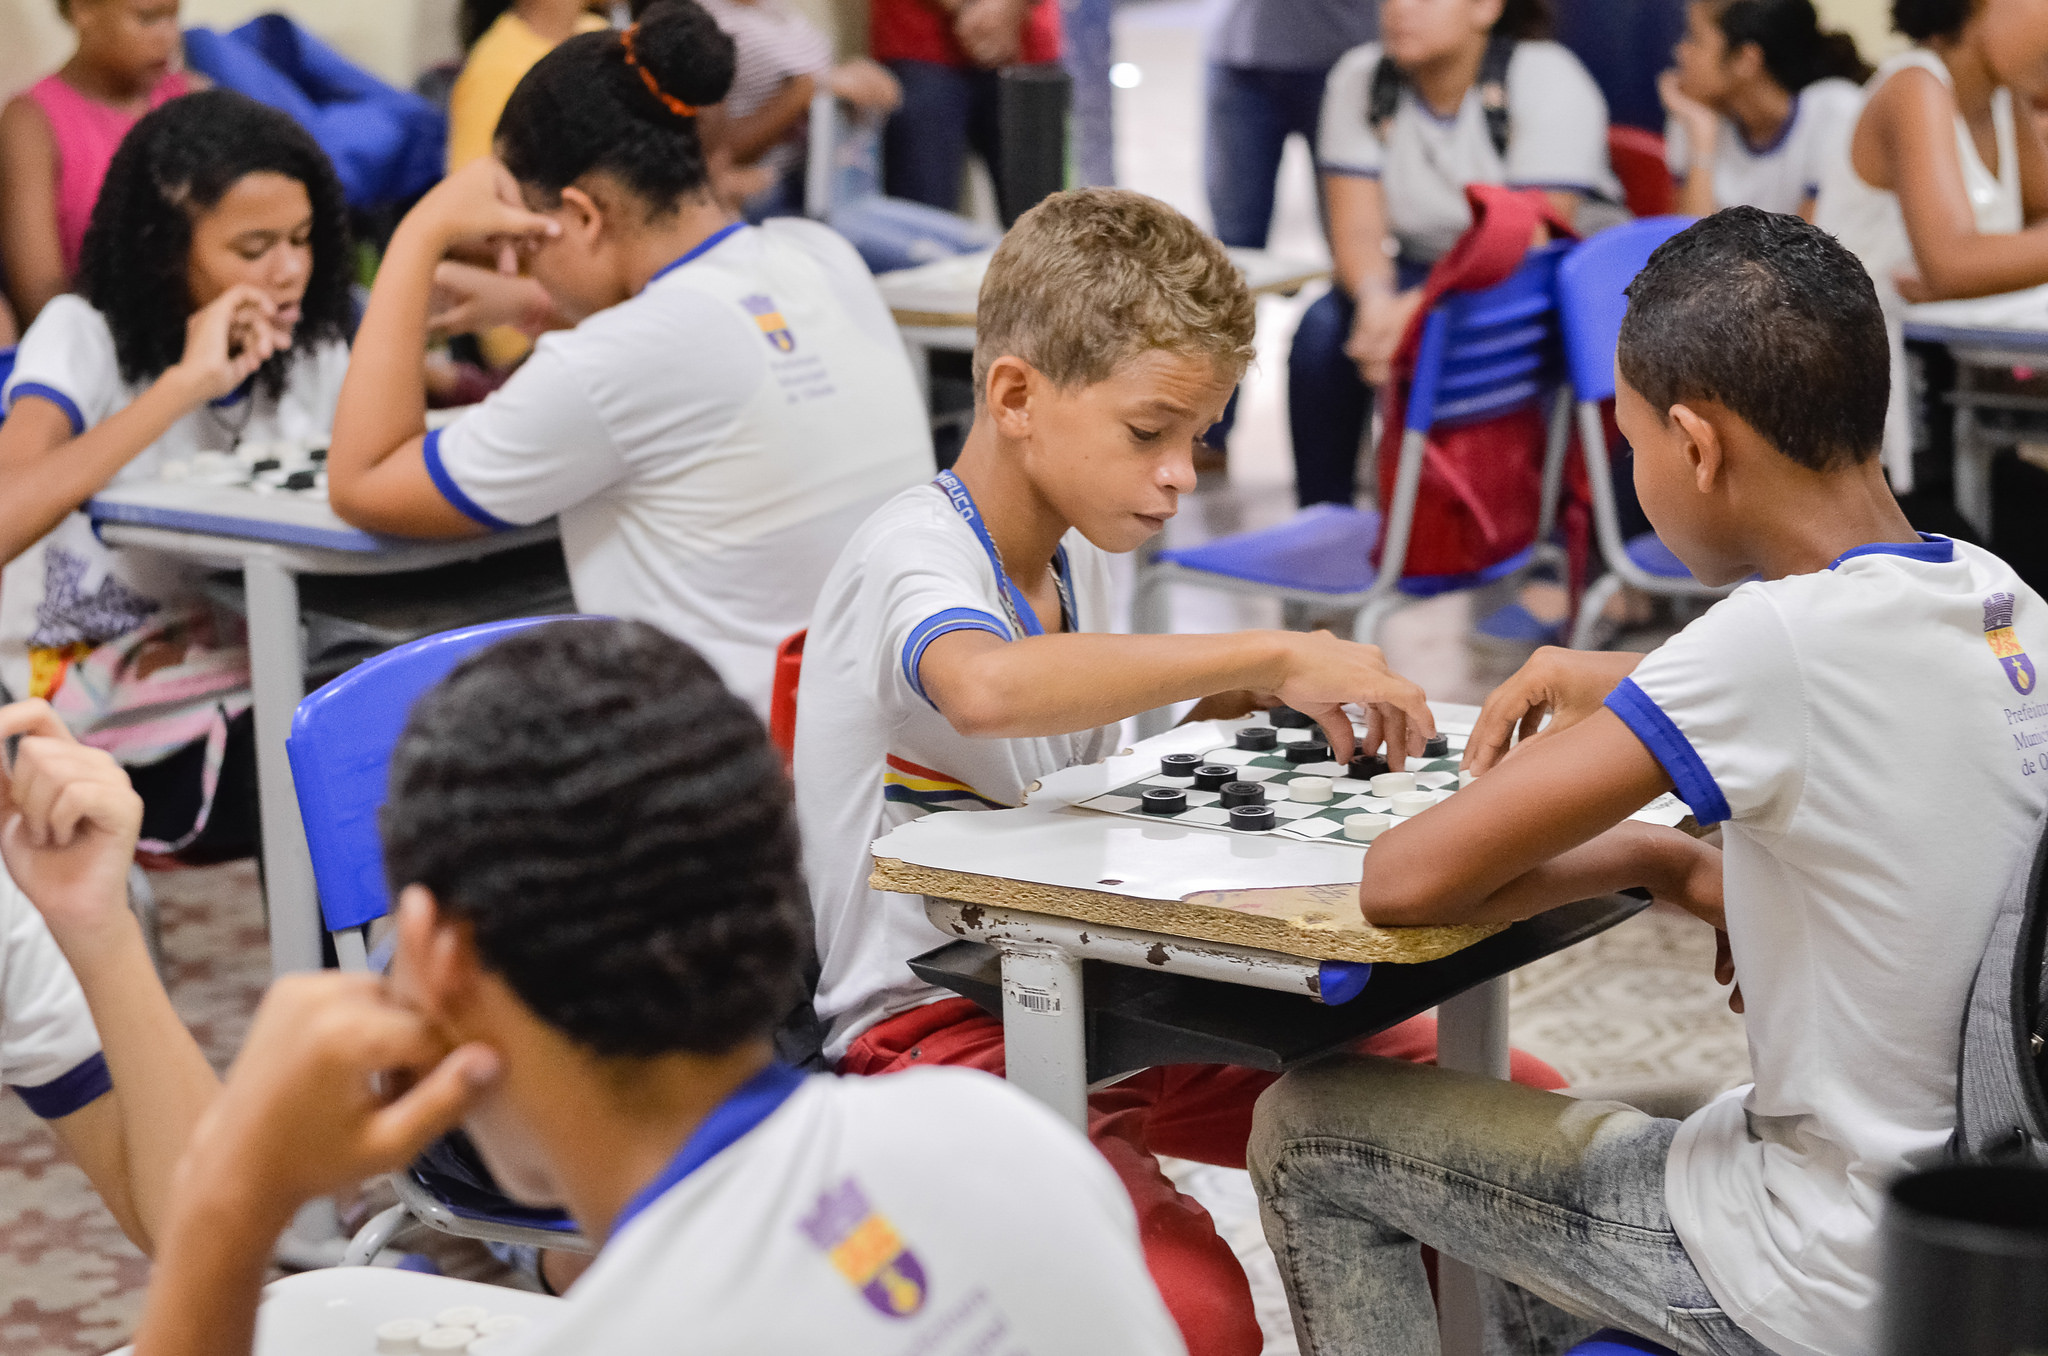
[871,856,1502,964]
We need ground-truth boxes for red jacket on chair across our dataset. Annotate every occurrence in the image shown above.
[1372,185,1593,595]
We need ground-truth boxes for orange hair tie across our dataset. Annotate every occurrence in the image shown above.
[620,24,698,118]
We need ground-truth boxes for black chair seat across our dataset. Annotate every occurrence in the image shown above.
[908,893,1647,1084]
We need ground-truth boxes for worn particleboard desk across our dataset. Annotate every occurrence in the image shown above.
[869,707,1662,1356]
[866,702,1678,1118]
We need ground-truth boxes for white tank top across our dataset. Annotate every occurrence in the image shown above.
[1813,50,2020,489]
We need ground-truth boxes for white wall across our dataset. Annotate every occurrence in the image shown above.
[1816,0,1904,62]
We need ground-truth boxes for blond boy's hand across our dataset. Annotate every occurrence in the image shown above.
[1268,631,1435,768]
[1465,647,1644,773]
[0,700,144,958]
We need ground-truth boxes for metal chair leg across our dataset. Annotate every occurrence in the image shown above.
[343,1203,412,1267]
[1569,574,1625,650]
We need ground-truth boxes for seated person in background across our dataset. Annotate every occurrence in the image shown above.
[870,0,1060,219]
[1815,0,2048,481]
[1251,208,2047,1356]
[329,0,932,721]
[0,0,198,328]
[443,0,610,370]
[796,186,1565,1356]
[446,0,610,175]
[1659,0,1867,220]
[0,699,220,1255]
[1292,0,1620,509]
[697,0,902,218]
[0,91,352,852]
[126,619,1188,1356]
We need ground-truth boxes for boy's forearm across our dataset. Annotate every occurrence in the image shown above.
[57,908,218,1249]
[930,630,1295,737]
[133,1175,296,1356]
[1365,821,1688,926]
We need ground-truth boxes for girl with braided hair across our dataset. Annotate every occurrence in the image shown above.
[328,0,931,719]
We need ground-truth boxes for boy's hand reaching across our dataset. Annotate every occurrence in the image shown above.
[1269,631,1435,767]
[180,973,500,1230]
[0,700,144,958]
[1465,647,1644,773]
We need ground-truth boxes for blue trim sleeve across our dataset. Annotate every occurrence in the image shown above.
[1604,679,1732,825]
[1318,162,1382,179]
[15,1052,111,1119]
[8,382,85,436]
[422,428,517,532]
[901,608,1010,704]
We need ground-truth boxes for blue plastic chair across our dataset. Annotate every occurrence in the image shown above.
[1131,242,1576,683]
[1553,216,1735,648]
[289,615,602,1261]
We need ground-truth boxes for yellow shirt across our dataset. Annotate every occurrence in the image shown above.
[446,10,610,172]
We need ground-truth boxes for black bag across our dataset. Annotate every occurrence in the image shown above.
[1952,803,2048,1166]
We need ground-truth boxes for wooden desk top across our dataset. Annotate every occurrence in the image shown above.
[871,855,1501,964]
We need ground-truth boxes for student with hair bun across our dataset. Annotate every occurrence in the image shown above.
[1659,0,1868,218]
[1815,0,2048,484]
[328,0,932,719]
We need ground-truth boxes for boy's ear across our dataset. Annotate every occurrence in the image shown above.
[1668,402,1725,493]
[983,355,1037,438]
[392,884,484,1027]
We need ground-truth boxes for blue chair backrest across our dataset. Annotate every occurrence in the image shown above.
[1405,240,1574,436]
[288,616,598,934]
[1555,216,1695,403]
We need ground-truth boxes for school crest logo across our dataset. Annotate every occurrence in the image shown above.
[1984,593,2036,694]
[799,1178,928,1318]
[741,293,796,353]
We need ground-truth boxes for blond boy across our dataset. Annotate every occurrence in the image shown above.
[795,188,1562,1356]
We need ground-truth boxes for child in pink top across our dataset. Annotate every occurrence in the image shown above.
[0,0,195,326]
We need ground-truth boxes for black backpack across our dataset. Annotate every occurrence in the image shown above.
[1953,804,2048,1166]
[1369,34,1517,159]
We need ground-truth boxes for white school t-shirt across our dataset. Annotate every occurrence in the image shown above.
[1665,78,1862,216]
[0,866,109,1120]
[1316,40,1621,262]
[796,484,1118,1062]
[512,1065,1185,1356]
[0,295,349,702]
[1602,536,2048,1356]
[426,221,932,718]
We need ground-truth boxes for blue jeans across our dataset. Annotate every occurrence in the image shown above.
[1205,63,1332,250]
[883,61,1008,217]
[1248,1057,1777,1356]
[1289,287,1372,505]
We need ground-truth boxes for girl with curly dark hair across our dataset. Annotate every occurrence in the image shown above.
[0,89,352,848]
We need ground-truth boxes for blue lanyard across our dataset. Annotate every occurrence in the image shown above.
[933,470,1073,637]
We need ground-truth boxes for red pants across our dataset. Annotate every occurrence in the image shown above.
[841,997,1565,1356]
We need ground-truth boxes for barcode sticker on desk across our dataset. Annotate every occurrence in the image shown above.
[1003,981,1061,1014]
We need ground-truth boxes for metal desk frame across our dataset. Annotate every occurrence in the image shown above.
[95,521,559,976]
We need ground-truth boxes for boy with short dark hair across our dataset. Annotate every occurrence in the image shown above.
[129,620,1186,1356]
[1248,207,2048,1356]
[796,186,1563,1356]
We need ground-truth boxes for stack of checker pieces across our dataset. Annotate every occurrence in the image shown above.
[1077,708,1468,846]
